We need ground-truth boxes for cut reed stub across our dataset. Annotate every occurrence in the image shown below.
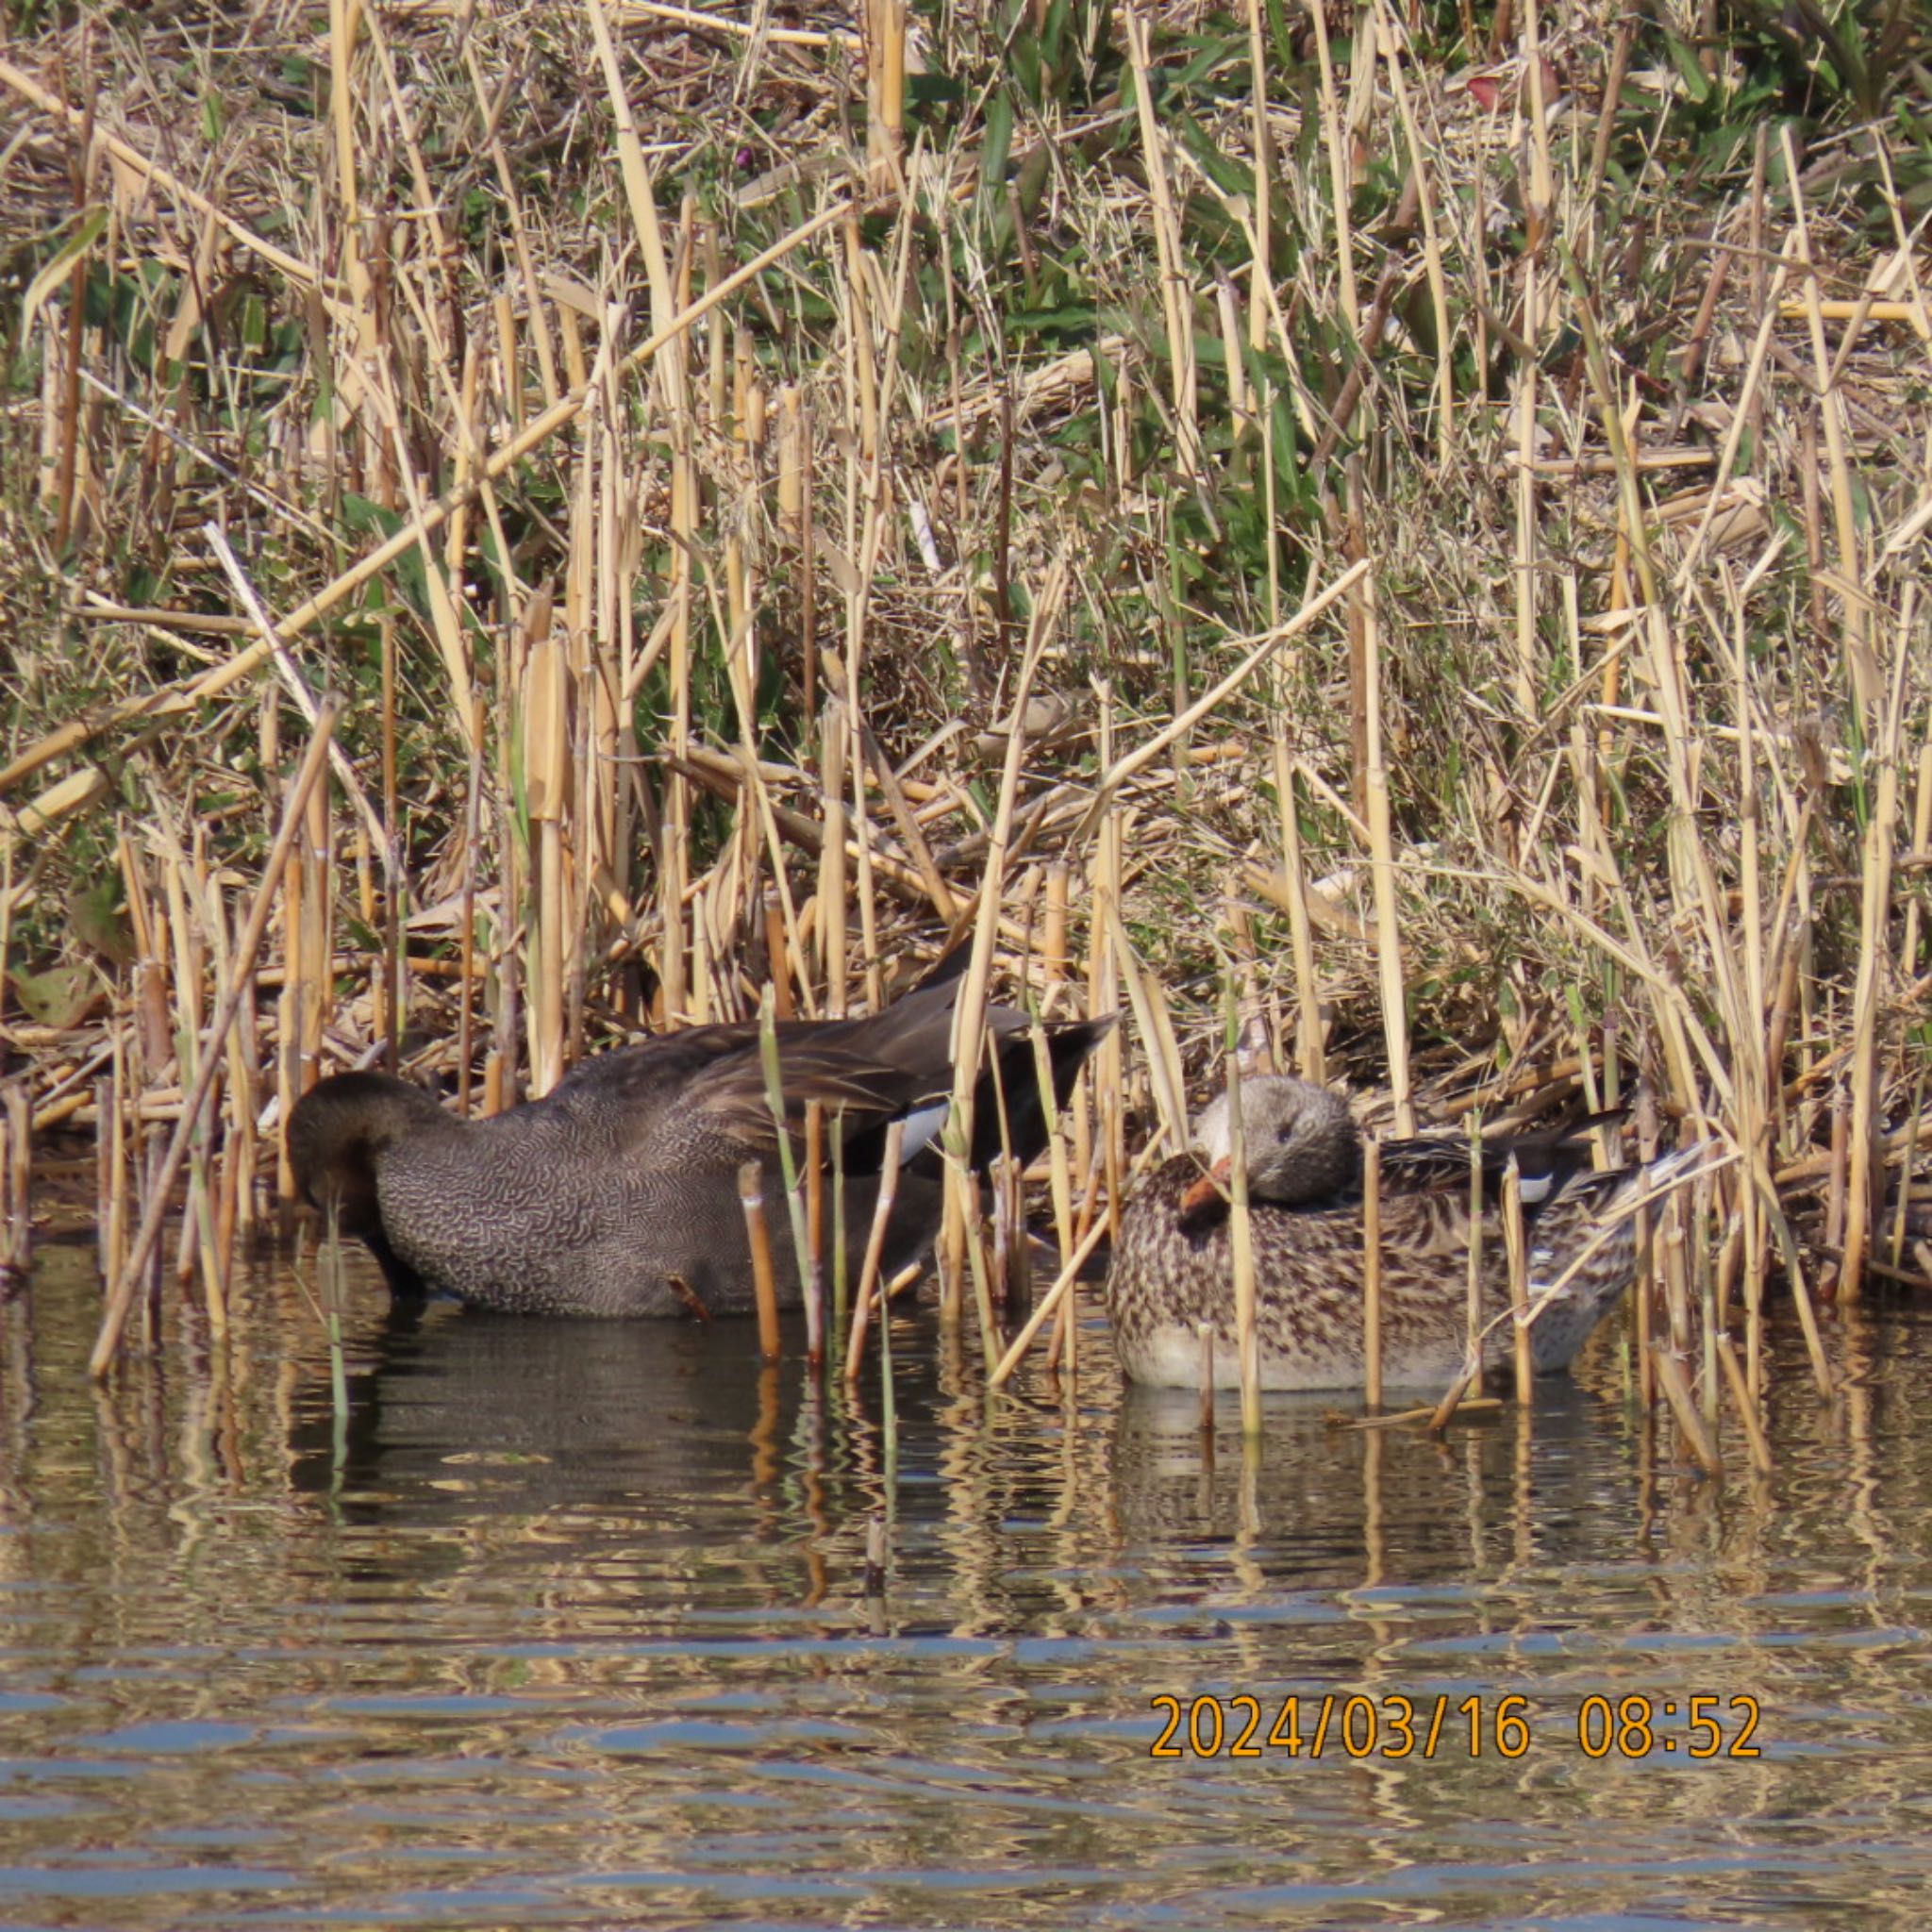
[0,1080,31,1282]
[739,1160,782,1363]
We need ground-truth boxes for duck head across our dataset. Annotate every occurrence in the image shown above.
[1182,1074,1359,1220]
[287,1072,451,1293]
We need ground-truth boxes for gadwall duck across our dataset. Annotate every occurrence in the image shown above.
[1108,1074,1704,1391]
[290,966,1108,1317]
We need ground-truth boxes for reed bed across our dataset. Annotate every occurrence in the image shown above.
[2,0,1929,1475]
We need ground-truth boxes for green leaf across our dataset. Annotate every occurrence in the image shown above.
[20,205,107,339]
[982,91,1013,192]
[9,963,99,1029]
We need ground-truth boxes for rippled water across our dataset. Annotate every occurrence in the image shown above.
[4,1237,1932,1929]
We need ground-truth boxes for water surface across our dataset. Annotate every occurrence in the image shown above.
[4,1240,1930,1929]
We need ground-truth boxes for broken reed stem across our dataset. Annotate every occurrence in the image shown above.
[842,1119,904,1381]
[739,1158,782,1362]
[90,695,342,1378]
[1427,1357,1482,1434]
[0,1081,28,1277]
[1651,1342,1724,1478]
[1197,1321,1216,1432]
[1715,1332,1774,1474]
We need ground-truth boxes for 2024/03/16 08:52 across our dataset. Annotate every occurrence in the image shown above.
[1148,1691,1764,1760]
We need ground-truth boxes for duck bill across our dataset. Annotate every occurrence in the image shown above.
[1178,1157,1233,1223]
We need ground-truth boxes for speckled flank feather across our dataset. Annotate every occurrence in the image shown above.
[1107,1074,1704,1393]
[288,968,1109,1318]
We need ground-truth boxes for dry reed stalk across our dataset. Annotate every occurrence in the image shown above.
[1715,1332,1774,1475]
[1660,1191,1692,1360]
[775,388,817,726]
[90,697,341,1378]
[1510,260,1541,718]
[104,1040,127,1288]
[1898,727,1932,977]
[1503,1158,1533,1405]
[827,1108,849,1330]
[1889,1066,1927,1274]
[758,987,820,1359]
[1465,1121,1484,1365]
[1043,863,1068,987]
[955,1151,1000,1374]
[941,563,1063,1354]
[298,751,333,1109]
[0,1082,28,1278]
[1840,598,1912,1297]
[992,1154,1030,1312]
[802,1102,827,1283]
[848,730,886,1015]
[1083,685,1121,1227]
[1034,1046,1085,1368]
[1224,1036,1261,1435]
[1271,731,1326,1081]
[1238,0,1273,359]
[985,1214,1113,1389]
[525,635,569,1097]
[1122,1,1201,474]
[1358,572,1414,1134]
[1371,0,1453,463]
[863,0,906,190]
[1824,1081,1851,1262]
[763,895,794,1020]
[1362,1131,1383,1408]
[1427,1356,1482,1433]
[857,721,958,924]
[1652,1343,1724,1479]
[739,1159,781,1363]
[661,404,693,1024]
[457,699,484,1114]
[1784,128,1878,715]
[1028,1022,1077,1277]
[819,704,849,1017]
[841,1120,905,1382]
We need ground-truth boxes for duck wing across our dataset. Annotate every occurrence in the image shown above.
[1377,1109,1629,1217]
[557,962,1106,1178]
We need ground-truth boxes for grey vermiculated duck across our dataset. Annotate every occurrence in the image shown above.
[1107,1074,1707,1392]
[288,966,1109,1317]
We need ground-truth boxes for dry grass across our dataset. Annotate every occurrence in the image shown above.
[1,0,1928,1460]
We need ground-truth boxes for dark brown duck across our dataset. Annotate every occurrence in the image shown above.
[289,968,1108,1317]
[1108,1074,1708,1391]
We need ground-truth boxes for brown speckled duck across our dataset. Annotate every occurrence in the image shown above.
[289,966,1108,1317]
[1108,1074,1704,1391]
